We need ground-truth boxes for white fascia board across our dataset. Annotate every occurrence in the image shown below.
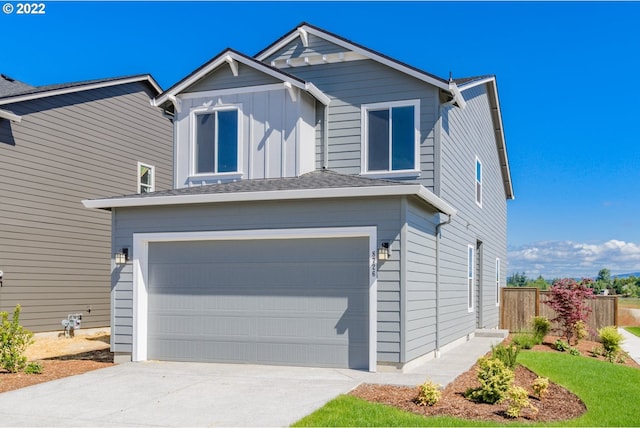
[0,108,22,123]
[486,80,514,200]
[0,75,161,106]
[256,25,451,93]
[153,50,330,107]
[457,76,495,91]
[83,184,456,215]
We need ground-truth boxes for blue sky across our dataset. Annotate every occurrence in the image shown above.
[3,1,640,278]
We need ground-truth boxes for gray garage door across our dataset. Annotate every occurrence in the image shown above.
[147,237,369,369]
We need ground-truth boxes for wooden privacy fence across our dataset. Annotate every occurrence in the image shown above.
[500,287,618,338]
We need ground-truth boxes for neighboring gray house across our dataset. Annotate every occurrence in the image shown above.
[85,23,514,371]
[0,74,173,331]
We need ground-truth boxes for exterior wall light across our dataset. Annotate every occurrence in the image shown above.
[378,242,391,261]
[115,248,129,264]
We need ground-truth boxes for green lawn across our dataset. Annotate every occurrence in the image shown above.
[293,352,640,427]
[624,326,640,337]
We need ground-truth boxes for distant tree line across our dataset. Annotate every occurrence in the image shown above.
[507,268,640,297]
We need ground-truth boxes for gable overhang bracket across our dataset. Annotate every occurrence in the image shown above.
[448,82,467,110]
[0,108,22,123]
[283,82,298,102]
[168,95,182,114]
[298,28,309,47]
[225,55,239,77]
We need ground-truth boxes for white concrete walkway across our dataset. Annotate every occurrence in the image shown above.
[619,327,640,364]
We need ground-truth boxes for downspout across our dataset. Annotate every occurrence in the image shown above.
[435,213,452,358]
[322,103,329,169]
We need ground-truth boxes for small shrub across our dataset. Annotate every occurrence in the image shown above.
[554,339,569,352]
[491,343,519,369]
[512,333,536,350]
[532,316,551,344]
[574,320,588,343]
[465,357,514,404]
[505,386,537,418]
[24,361,43,374]
[599,326,623,354]
[0,305,34,373]
[591,345,603,357]
[415,379,441,406]
[531,377,549,399]
[569,347,581,356]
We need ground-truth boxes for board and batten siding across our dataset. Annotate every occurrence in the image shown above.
[437,83,507,345]
[111,197,406,363]
[174,88,316,187]
[262,35,439,191]
[0,82,172,331]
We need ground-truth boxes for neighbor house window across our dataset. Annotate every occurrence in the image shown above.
[138,162,154,193]
[496,258,500,305]
[361,100,419,174]
[468,245,475,312]
[194,108,239,174]
[475,158,482,207]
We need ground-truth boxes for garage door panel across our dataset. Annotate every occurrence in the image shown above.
[148,237,369,369]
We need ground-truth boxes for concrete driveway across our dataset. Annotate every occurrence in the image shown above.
[0,361,365,427]
[0,333,505,427]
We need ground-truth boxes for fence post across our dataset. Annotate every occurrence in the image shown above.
[535,287,540,316]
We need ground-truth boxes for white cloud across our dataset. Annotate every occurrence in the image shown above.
[507,240,640,279]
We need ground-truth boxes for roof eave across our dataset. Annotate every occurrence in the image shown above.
[83,184,457,216]
[0,108,22,123]
[0,75,162,106]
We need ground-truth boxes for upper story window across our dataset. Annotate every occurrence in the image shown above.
[361,100,420,176]
[138,162,154,193]
[194,108,239,175]
[475,157,482,207]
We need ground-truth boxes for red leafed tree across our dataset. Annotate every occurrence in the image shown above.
[544,278,595,344]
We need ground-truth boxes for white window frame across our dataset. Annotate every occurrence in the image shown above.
[468,244,475,312]
[360,99,421,178]
[137,162,155,193]
[190,103,243,180]
[496,258,501,306]
[475,157,483,207]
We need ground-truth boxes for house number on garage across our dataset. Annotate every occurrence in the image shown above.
[370,250,377,278]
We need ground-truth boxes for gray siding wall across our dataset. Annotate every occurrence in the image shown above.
[264,38,439,190]
[111,197,406,363]
[404,199,438,362]
[437,84,508,345]
[184,63,281,93]
[0,82,173,331]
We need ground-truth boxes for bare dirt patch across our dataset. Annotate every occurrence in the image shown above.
[0,330,114,394]
[350,336,639,423]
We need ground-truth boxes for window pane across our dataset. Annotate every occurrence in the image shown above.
[391,106,415,170]
[196,113,215,173]
[367,109,389,171]
[140,166,151,186]
[476,159,482,182]
[217,110,238,173]
[468,247,474,278]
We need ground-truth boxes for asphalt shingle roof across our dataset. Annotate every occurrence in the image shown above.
[0,74,34,97]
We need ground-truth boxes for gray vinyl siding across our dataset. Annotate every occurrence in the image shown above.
[404,199,439,361]
[111,197,405,363]
[437,83,507,344]
[263,42,438,190]
[183,63,281,93]
[265,33,346,62]
[0,82,172,332]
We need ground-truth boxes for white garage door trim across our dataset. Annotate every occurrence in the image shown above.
[132,226,378,372]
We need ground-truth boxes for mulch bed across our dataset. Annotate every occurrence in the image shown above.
[350,335,639,423]
[0,350,114,394]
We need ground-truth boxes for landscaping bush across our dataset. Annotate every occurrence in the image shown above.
[415,379,441,406]
[465,357,514,404]
[0,305,33,373]
[532,316,550,344]
[598,326,624,362]
[569,347,581,356]
[544,278,594,344]
[531,376,549,399]
[505,386,537,418]
[574,320,588,343]
[24,361,43,374]
[554,339,569,352]
[512,333,536,350]
[491,343,519,369]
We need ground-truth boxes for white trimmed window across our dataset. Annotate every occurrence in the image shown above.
[138,162,154,193]
[193,107,239,175]
[361,100,420,176]
[468,245,474,312]
[496,258,500,306]
[475,157,482,207]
